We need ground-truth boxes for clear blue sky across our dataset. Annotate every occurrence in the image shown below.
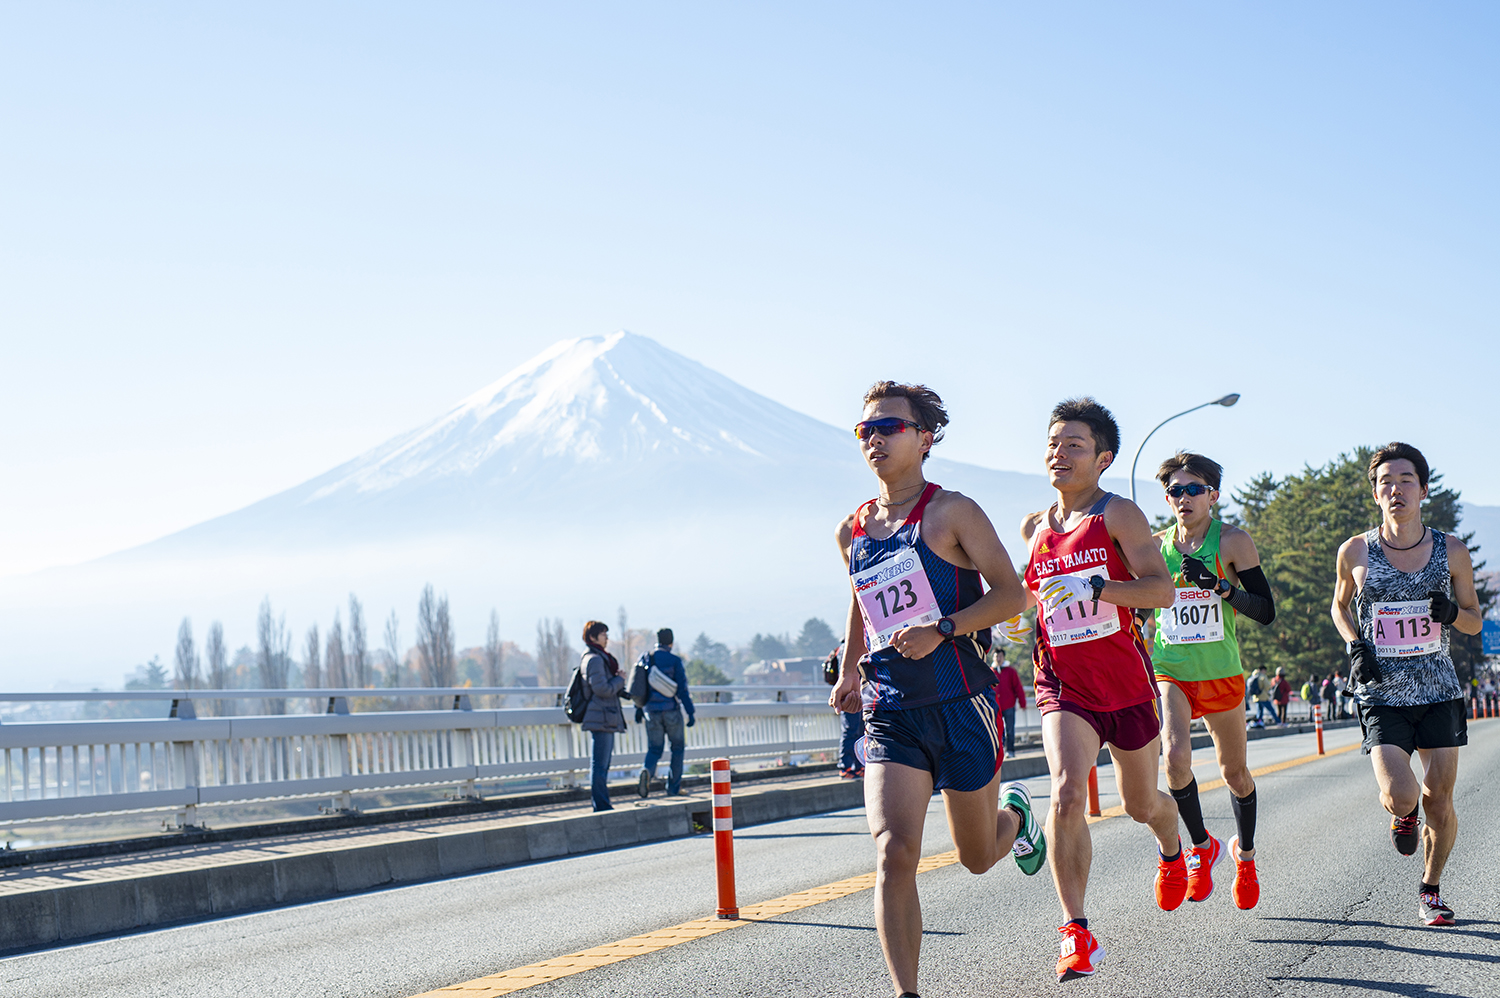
[2,3,1496,577]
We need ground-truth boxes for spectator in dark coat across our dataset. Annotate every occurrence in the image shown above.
[580,620,626,812]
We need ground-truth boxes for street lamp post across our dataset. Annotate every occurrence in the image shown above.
[1128,394,1241,503]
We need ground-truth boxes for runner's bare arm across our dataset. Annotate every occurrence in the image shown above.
[1330,536,1364,643]
[1219,526,1261,587]
[933,493,1029,633]
[1099,498,1175,609]
[831,515,867,713]
[1445,535,1484,636]
[1015,512,1043,610]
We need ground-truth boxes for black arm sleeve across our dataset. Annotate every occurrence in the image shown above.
[1225,565,1275,626]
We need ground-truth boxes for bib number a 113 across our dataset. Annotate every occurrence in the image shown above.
[1039,574,1119,645]
[853,544,942,651]
[1371,600,1442,658]
[1160,587,1225,645]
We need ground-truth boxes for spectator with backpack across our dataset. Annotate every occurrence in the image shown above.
[823,642,865,778]
[633,628,695,798]
[1272,668,1292,725]
[579,620,626,812]
[1321,672,1338,722]
[1248,667,1276,727]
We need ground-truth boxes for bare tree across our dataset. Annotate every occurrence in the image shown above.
[483,609,505,687]
[535,617,574,687]
[255,597,292,714]
[325,611,347,688]
[303,624,322,689]
[416,584,456,688]
[348,595,369,688]
[203,621,229,715]
[173,618,201,690]
[383,610,402,687]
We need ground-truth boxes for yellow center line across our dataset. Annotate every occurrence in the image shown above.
[409,739,1362,996]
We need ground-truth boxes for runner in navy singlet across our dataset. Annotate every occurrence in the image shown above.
[829,381,1043,998]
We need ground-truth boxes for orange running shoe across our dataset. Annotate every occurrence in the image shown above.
[1186,833,1224,903]
[1229,835,1259,910]
[1155,841,1188,911]
[1056,923,1105,982]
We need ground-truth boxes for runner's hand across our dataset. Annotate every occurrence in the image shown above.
[1347,639,1383,686]
[1038,575,1094,614]
[1180,553,1220,591]
[829,666,862,714]
[998,614,1032,644]
[891,622,943,660]
[1427,589,1460,626]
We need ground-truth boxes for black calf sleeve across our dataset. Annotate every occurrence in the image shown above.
[1170,777,1209,846]
[1232,789,1258,852]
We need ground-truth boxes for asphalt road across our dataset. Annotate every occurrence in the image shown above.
[8,722,1498,998]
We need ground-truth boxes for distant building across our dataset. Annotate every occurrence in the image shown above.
[742,656,822,685]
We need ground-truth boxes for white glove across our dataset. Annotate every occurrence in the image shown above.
[998,614,1032,644]
[1037,575,1095,615]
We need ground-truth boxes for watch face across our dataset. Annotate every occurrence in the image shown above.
[938,618,955,636]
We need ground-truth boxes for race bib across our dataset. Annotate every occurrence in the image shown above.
[1159,587,1225,645]
[1371,601,1441,657]
[1039,574,1120,645]
[853,545,943,651]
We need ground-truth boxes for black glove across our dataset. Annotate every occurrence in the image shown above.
[1347,639,1383,686]
[1180,553,1220,591]
[686,715,695,728]
[634,707,645,724]
[1428,589,1460,626]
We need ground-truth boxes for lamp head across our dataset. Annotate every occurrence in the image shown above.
[1216,394,1241,407]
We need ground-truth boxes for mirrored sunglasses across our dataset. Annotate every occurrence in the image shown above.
[854,418,921,441]
[1166,483,1212,498]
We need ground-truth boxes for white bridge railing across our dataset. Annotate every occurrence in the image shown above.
[0,687,842,826]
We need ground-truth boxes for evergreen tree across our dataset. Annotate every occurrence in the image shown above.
[795,617,838,656]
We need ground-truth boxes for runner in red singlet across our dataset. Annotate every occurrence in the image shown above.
[1015,397,1181,984]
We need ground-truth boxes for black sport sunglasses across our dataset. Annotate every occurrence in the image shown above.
[1166,483,1213,498]
[854,418,922,441]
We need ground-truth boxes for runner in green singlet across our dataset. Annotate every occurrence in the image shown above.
[1147,453,1277,910]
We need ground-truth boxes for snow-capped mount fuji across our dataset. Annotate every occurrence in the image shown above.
[155,331,870,552]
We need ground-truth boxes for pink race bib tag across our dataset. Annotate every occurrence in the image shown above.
[853,544,943,651]
[1371,601,1441,658]
[1039,573,1120,646]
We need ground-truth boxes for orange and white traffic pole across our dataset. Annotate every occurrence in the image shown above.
[711,758,739,920]
[1087,766,1101,817]
[1313,702,1325,755]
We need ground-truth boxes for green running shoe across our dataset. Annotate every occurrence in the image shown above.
[1001,780,1047,876]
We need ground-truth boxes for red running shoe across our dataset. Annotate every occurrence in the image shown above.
[1156,841,1188,911]
[1056,923,1104,982]
[1186,833,1224,903]
[1229,835,1259,910]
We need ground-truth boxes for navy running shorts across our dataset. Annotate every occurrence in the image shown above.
[863,688,1003,792]
[1357,698,1468,755]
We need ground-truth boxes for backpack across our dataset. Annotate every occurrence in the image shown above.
[564,662,592,723]
[1300,682,1312,702]
[822,646,841,686]
[627,653,653,708]
[1247,674,1263,697]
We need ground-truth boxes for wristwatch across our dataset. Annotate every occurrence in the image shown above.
[936,617,956,638]
[1088,576,1106,600]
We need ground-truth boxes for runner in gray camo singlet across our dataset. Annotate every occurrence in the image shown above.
[1352,527,1463,707]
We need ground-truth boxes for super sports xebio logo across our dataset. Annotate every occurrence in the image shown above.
[854,557,917,591]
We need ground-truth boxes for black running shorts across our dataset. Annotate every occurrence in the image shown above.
[1356,698,1468,755]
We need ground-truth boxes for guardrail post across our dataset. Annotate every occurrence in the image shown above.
[712,759,738,919]
[169,715,201,829]
[451,717,478,800]
[1313,703,1325,755]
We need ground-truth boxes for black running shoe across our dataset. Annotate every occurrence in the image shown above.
[1390,813,1420,856]
[1418,891,1455,926]
[637,769,651,798]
